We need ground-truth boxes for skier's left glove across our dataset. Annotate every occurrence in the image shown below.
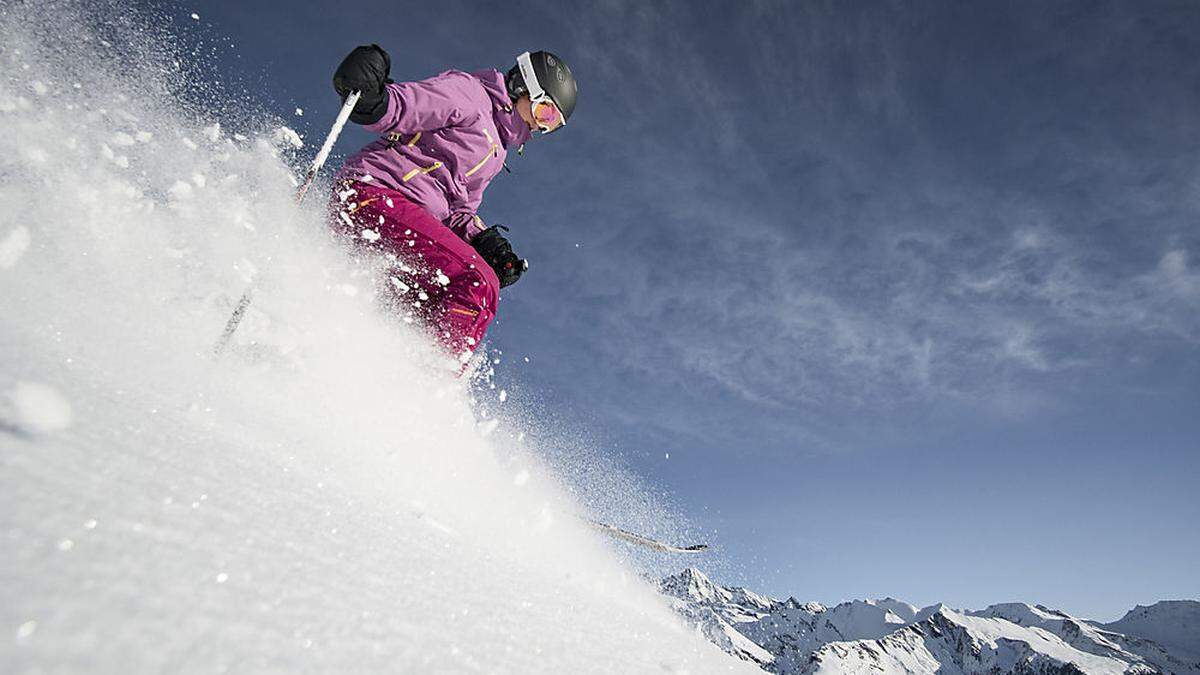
[471,225,528,288]
[332,44,393,125]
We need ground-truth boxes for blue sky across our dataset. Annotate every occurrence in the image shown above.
[175,0,1198,619]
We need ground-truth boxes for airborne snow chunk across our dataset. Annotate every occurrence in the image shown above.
[2,381,73,435]
[271,126,303,149]
[0,225,32,268]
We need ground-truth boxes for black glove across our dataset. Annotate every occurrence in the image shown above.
[471,225,528,288]
[332,44,392,125]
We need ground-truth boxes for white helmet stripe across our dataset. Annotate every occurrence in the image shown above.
[517,51,546,101]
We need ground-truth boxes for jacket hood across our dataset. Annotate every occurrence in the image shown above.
[474,69,531,149]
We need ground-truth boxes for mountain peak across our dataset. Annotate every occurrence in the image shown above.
[973,601,1067,626]
[660,567,730,605]
[868,597,920,622]
[1104,599,1200,662]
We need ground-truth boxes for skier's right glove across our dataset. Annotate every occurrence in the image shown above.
[332,44,393,125]
[471,225,529,288]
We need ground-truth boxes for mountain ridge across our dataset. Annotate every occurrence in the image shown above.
[659,568,1199,674]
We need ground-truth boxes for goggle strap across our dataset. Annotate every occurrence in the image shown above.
[517,52,546,102]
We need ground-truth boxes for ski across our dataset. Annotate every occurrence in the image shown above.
[586,518,708,554]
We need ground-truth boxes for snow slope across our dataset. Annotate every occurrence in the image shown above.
[0,4,752,672]
[661,569,1200,674]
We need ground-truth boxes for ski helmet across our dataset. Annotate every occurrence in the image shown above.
[505,50,577,126]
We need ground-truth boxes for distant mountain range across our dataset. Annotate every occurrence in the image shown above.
[658,568,1199,674]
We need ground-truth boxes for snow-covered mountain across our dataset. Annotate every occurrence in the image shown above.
[660,568,1200,674]
[1104,602,1200,664]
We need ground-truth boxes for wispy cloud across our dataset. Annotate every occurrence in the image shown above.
[497,1,1200,449]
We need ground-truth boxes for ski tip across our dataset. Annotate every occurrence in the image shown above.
[583,517,709,554]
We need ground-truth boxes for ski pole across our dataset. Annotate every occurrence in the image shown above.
[213,90,362,356]
[295,90,361,204]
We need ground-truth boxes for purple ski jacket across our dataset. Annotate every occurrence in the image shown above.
[335,69,532,242]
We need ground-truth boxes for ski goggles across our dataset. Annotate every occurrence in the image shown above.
[517,51,565,134]
[531,98,563,131]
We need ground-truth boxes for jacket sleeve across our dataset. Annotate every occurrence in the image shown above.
[444,209,486,242]
[362,71,491,135]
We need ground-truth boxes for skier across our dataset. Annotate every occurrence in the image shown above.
[328,44,577,364]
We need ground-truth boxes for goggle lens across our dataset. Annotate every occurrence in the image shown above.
[532,99,562,130]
